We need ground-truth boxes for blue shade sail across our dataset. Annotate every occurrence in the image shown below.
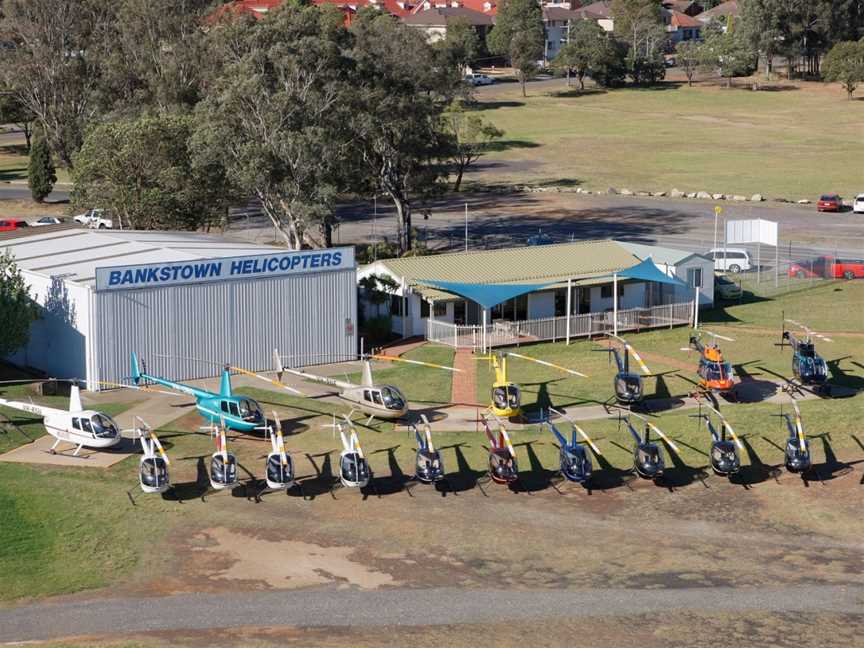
[415,280,556,310]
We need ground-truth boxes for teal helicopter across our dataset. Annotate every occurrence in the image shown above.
[130,352,289,433]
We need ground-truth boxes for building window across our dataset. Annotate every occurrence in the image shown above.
[688,268,703,288]
[389,296,403,317]
[421,299,430,319]
[434,302,447,317]
[601,283,625,299]
[515,294,528,320]
[554,287,576,316]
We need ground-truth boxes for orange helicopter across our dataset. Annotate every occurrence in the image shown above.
[683,330,737,397]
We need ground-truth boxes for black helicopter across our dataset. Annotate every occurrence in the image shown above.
[411,415,445,484]
[264,412,294,490]
[691,400,742,477]
[544,407,601,484]
[598,334,653,404]
[780,319,831,389]
[775,397,811,473]
[621,412,678,480]
[481,414,519,485]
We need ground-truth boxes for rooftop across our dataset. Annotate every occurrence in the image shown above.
[403,6,494,25]
[697,0,738,21]
[2,229,284,287]
[617,241,709,266]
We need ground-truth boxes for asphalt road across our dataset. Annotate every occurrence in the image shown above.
[2,584,863,642]
[229,191,864,264]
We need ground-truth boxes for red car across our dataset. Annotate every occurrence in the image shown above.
[817,194,842,212]
[0,219,29,232]
[788,256,864,280]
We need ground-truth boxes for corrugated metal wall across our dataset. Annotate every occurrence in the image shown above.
[94,268,356,386]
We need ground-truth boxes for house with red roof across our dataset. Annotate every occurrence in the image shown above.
[663,8,701,44]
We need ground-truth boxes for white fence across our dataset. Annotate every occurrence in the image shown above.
[426,301,694,351]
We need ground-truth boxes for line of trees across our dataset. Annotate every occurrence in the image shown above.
[0,0,503,254]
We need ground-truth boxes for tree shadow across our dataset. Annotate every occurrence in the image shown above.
[473,100,526,110]
[298,451,338,500]
[549,87,608,98]
[439,443,485,494]
[484,139,541,153]
[162,456,210,502]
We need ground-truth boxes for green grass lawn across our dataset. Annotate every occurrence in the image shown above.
[1,283,862,603]
[472,80,863,199]
[345,346,456,405]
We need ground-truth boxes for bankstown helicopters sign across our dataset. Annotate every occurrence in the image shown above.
[95,247,355,292]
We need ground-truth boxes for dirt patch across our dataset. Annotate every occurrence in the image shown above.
[183,527,398,590]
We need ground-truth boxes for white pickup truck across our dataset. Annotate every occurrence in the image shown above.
[74,208,113,229]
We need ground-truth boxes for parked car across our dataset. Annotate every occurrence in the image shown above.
[853,194,864,214]
[0,218,29,232]
[817,194,842,212]
[463,73,495,86]
[707,247,751,274]
[714,274,742,300]
[74,208,113,229]
[527,232,554,246]
[31,216,67,227]
[788,256,864,280]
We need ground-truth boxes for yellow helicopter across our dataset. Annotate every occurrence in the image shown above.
[478,351,585,418]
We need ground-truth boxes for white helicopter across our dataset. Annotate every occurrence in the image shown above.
[264,410,294,491]
[209,420,238,490]
[0,383,122,457]
[272,349,459,421]
[410,414,445,484]
[134,418,171,494]
[335,416,372,488]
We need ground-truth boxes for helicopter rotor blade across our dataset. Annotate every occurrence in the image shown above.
[506,352,586,377]
[370,354,461,372]
[626,344,651,375]
[230,365,303,396]
[151,432,170,465]
[790,400,807,453]
[500,425,516,460]
[702,330,735,343]
[572,423,602,456]
[646,422,679,453]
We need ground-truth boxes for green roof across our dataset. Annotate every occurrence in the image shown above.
[364,240,644,301]
[617,241,708,266]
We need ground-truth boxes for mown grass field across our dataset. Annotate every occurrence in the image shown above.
[472,80,862,200]
[0,281,862,605]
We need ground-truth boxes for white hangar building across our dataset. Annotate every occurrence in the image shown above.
[3,228,357,389]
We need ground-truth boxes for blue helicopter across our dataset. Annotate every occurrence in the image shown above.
[130,352,283,433]
[780,319,831,389]
[543,407,602,484]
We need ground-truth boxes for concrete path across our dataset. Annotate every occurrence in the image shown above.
[2,584,862,643]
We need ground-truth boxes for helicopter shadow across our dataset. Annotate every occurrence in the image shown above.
[229,460,265,499]
[730,363,777,403]
[438,443,487,496]
[298,451,339,500]
[824,358,864,396]
[658,438,709,491]
[594,440,638,491]
[638,373,686,414]
[370,446,411,497]
[511,441,555,494]
[162,456,210,502]
[810,433,859,482]
[729,437,782,489]
[521,380,606,417]
[851,435,864,485]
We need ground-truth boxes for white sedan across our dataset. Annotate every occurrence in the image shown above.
[464,74,495,86]
[854,194,864,214]
[31,216,66,226]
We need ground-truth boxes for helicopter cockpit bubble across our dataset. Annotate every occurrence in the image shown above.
[785,439,811,472]
[615,374,642,400]
[416,449,444,482]
[140,456,169,489]
[238,398,264,423]
[636,444,663,477]
[266,454,294,486]
[489,450,518,482]
[380,386,406,411]
[492,385,520,410]
[211,453,238,487]
[341,452,370,485]
[710,441,739,474]
[90,413,120,439]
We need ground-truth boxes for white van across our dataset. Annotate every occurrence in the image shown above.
[707,248,751,273]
